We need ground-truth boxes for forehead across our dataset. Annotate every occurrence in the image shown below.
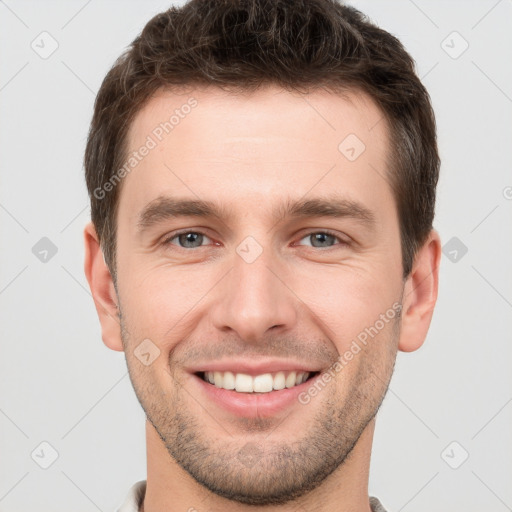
[119,85,392,225]
[128,84,388,155]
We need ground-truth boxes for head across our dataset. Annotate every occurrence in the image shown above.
[84,0,441,506]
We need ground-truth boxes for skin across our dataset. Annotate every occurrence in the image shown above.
[84,85,441,512]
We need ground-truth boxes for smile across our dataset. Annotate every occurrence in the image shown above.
[197,370,320,393]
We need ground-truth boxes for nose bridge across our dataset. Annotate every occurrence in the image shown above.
[211,236,297,342]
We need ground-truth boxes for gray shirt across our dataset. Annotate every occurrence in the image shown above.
[116,480,389,511]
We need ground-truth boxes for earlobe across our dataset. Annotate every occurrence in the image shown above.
[398,230,441,353]
[83,221,124,352]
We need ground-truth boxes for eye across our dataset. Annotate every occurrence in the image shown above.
[163,230,214,249]
[296,230,348,249]
[161,229,348,250]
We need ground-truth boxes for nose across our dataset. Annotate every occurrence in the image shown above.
[210,243,298,344]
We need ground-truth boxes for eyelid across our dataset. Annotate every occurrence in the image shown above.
[294,229,350,247]
[162,228,349,249]
[162,229,215,247]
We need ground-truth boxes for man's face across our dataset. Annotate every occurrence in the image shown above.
[114,86,404,505]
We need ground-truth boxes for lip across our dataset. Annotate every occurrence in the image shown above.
[186,358,323,377]
[191,371,321,418]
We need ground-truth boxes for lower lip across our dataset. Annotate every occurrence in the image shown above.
[191,372,321,418]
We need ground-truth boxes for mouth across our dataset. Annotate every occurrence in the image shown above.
[191,368,324,418]
[195,370,321,394]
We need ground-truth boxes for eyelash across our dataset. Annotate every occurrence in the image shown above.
[161,229,349,250]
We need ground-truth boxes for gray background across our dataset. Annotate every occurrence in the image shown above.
[1,1,511,511]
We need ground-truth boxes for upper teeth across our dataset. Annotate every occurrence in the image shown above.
[203,371,311,393]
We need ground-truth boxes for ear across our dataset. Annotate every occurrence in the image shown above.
[83,221,124,352]
[398,229,441,352]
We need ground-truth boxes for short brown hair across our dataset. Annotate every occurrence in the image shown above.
[84,0,439,282]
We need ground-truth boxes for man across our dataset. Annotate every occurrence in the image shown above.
[83,1,441,510]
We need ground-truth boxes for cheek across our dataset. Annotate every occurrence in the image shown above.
[289,263,402,346]
[321,309,400,404]
[119,265,215,343]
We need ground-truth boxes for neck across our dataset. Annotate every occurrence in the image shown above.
[142,418,375,512]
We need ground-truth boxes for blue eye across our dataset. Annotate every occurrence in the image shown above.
[297,231,346,248]
[162,230,347,251]
[165,231,213,249]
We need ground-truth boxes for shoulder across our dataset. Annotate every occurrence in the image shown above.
[370,496,389,512]
[115,480,147,512]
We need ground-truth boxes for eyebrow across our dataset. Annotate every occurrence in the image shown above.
[136,195,376,234]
